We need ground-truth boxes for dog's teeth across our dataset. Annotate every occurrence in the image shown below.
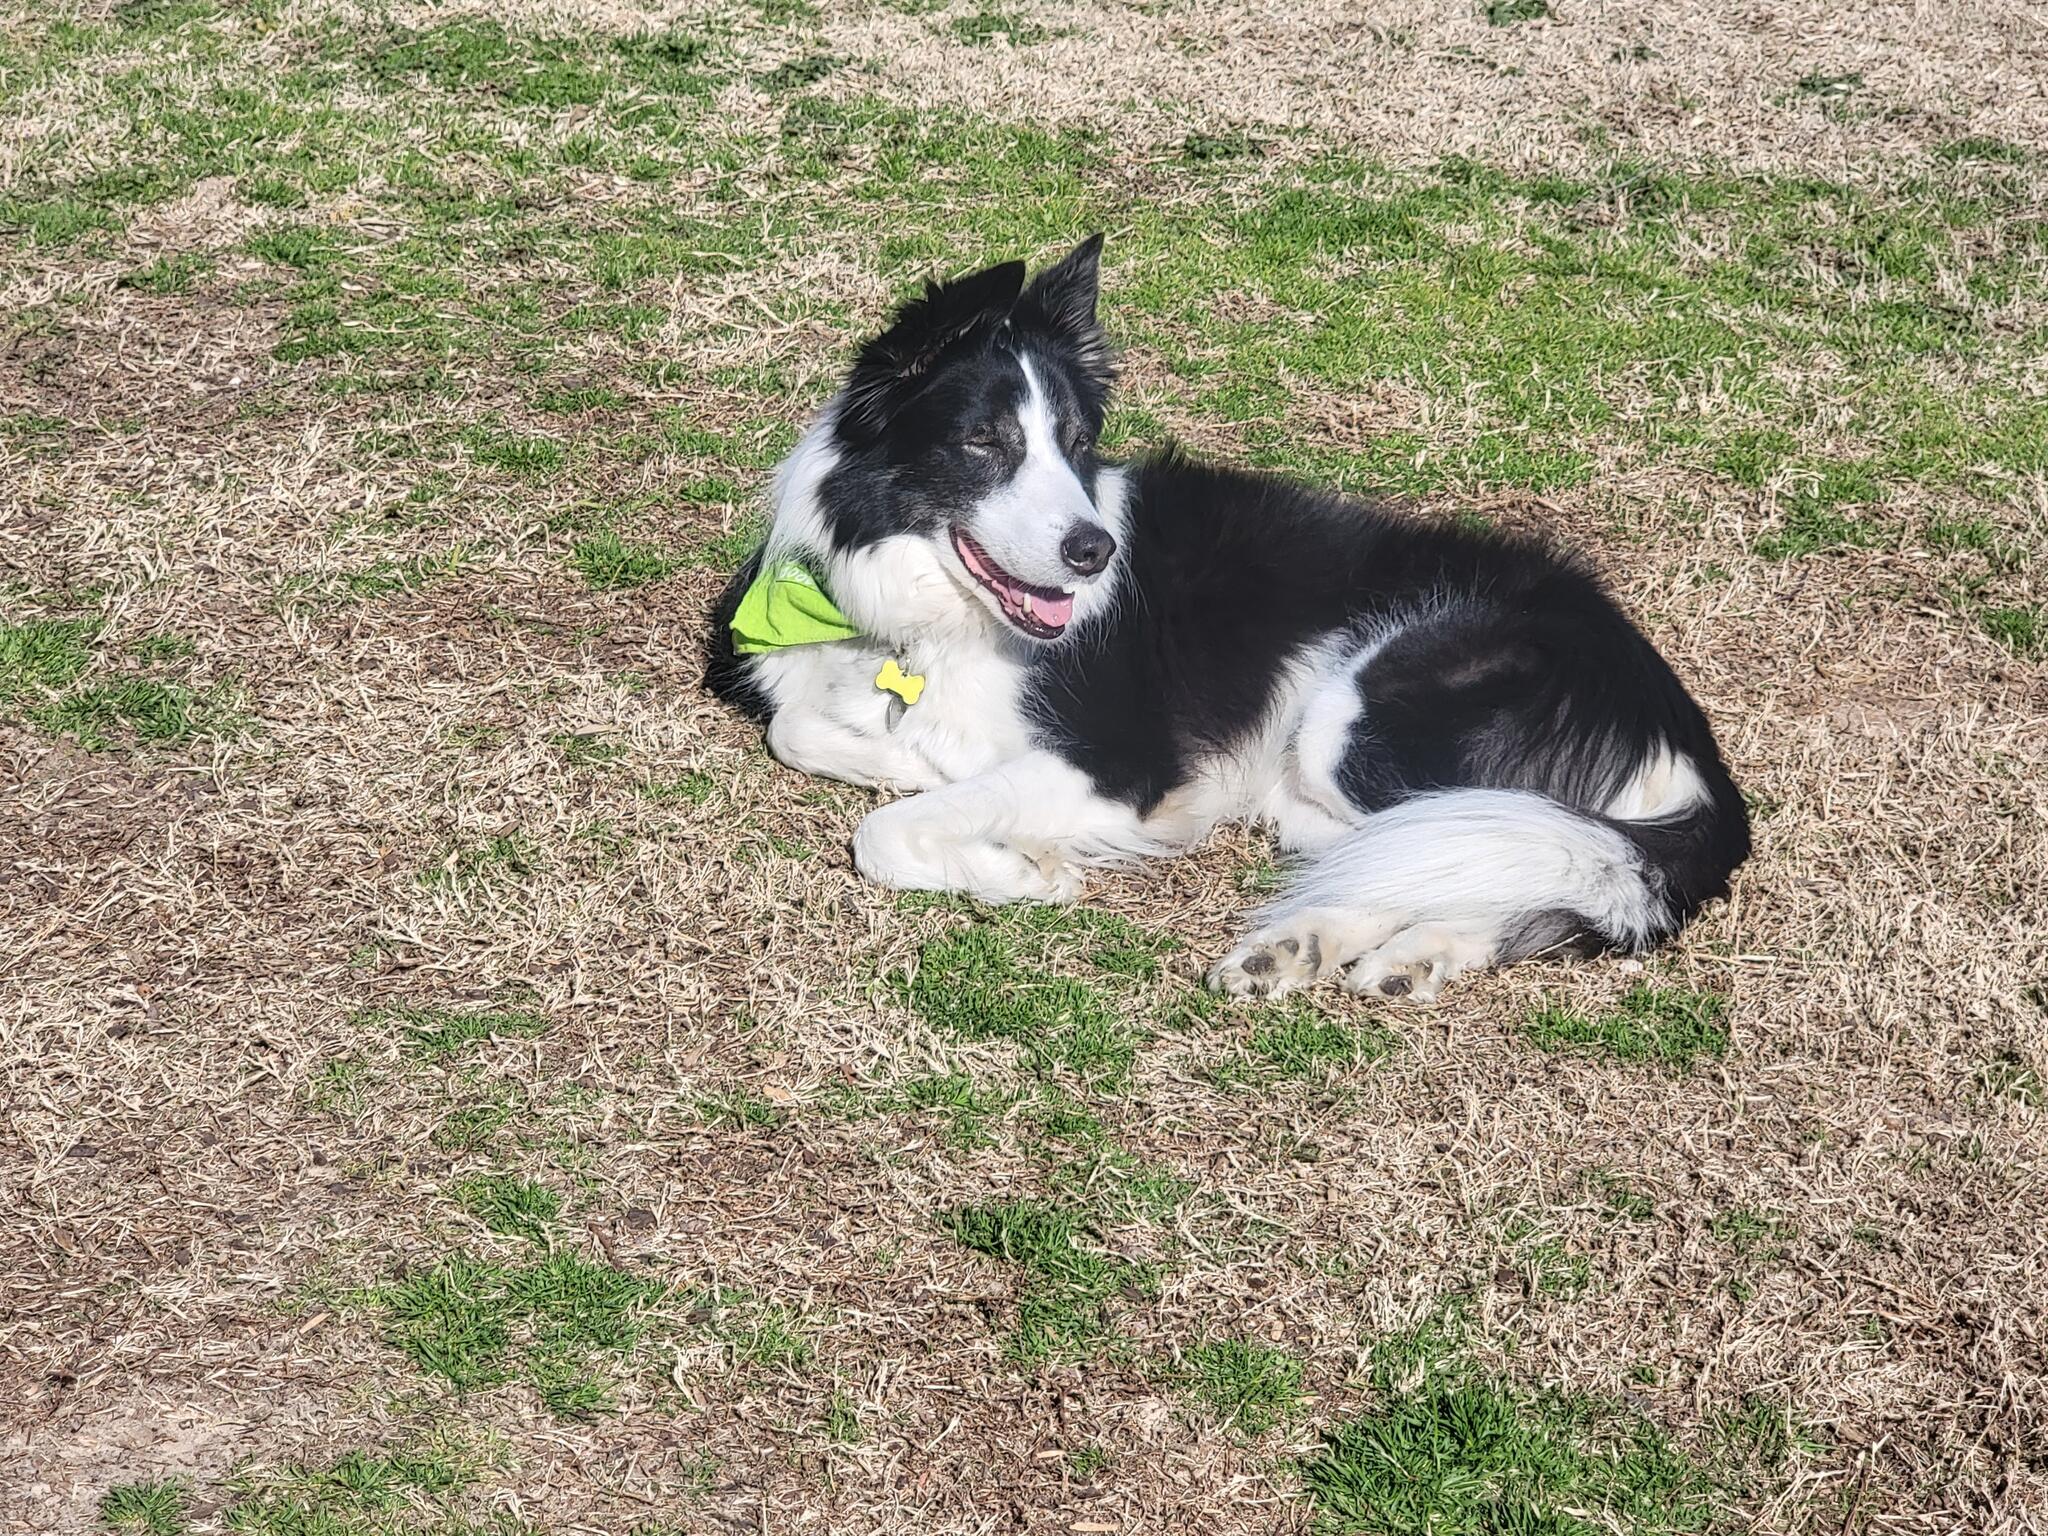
[1021,593,1037,622]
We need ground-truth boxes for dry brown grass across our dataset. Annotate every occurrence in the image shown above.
[3,2,2045,1534]
[821,0,2048,173]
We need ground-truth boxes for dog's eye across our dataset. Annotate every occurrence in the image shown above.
[962,427,1002,455]
[1063,424,1096,458]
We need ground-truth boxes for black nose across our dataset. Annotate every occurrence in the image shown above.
[1060,523,1116,577]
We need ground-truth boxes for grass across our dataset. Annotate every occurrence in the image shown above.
[1,617,232,749]
[420,835,538,890]
[1709,1207,1791,1257]
[1980,1049,2042,1106]
[1174,1340,1306,1434]
[1218,996,1399,1086]
[0,617,98,699]
[1586,1168,1657,1222]
[374,1248,669,1414]
[639,771,716,804]
[1505,1219,1594,1299]
[902,906,1172,1087]
[35,679,223,748]
[8,3,2041,1530]
[949,8,1050,46]
[702,1287,816,1371]
[899,1070,1012,1145]
[1977,603,2042,657]
[1524,986,1729,1070]
[570,532,679,590]
[553,732,624,767]
[941,1198,1149,1363]
[219,1445,478,1536]
[99,1481,186,1534]
[368,1004,552,1061]
[454,1174,562,1242]
[1302,1311,1726,1534]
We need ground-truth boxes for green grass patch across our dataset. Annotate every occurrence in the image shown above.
[1302,1310,1728,1534]
[1174,1339,1306,1434]
[129,632,197,663]
[0,617,98,699]
[1585,1167,1656,1221]
[1504,1218,1594,1299]
[701,1286,815,1371]
[1977,602,2042,657]
[1219,996,1398,1086]
[639,770,716,804]
[1709,1207,1791,1257]
[695,1088,784,1130]
[373,1248,668,1413]
[534,383,626,413]
[219,1443,483,1536]
[822,1389,863,1442]
[464,425,566,477]
[435,1095,520,1152]
[368,20,612,108]
[901,906,1173,1087]
[899,1071,1012,1146]
[1524,985,1728,1070]
[453,1174,561,1242]
[571,532,679,590]
[35,678,229,750]
[0,193,121,245]
[369,1003,552,1061]
[949,8,1050,46]
[99,1481,186,1535]
[122,251,215,293]
[1936,136,2032,166]
[941,1197,1149,1364]
[1979,1048,2042,1106]
[338,547,471,602]
[552,732,623,767]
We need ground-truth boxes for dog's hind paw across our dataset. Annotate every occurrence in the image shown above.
[1208,927,1326,998]
[1340,922,1497,1004]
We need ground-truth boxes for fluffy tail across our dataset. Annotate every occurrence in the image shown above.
[1210,777,1748,1000]
[1270,779,1745,959]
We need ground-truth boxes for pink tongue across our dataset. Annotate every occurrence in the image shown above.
[1025,589,1075,628]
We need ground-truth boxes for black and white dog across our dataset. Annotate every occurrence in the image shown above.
[708,237,1748,1001]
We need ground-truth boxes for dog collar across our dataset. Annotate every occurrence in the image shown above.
[730,559,925,706]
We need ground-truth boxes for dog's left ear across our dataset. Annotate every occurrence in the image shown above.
[1013,233,1113,393]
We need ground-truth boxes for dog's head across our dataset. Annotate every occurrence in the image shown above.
[802,235,1118,644]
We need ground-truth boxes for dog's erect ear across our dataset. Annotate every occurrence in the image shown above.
[1012,233,1112,394]
[839,258,1026,443]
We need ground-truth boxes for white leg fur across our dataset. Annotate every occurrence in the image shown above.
[852,751,1160,904]
[766,711,943,792]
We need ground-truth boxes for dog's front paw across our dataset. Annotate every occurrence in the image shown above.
[1208,927,1326,998]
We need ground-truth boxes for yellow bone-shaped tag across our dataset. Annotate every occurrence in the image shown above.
[874,658,925,706]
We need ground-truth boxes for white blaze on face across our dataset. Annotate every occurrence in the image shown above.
[960,356,1103,597]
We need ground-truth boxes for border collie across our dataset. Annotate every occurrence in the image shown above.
[708,237,1748,1001]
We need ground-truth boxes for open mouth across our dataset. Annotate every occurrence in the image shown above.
[950,527,1074,640]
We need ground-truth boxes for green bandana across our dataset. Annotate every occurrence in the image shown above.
[730,559,861,654]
